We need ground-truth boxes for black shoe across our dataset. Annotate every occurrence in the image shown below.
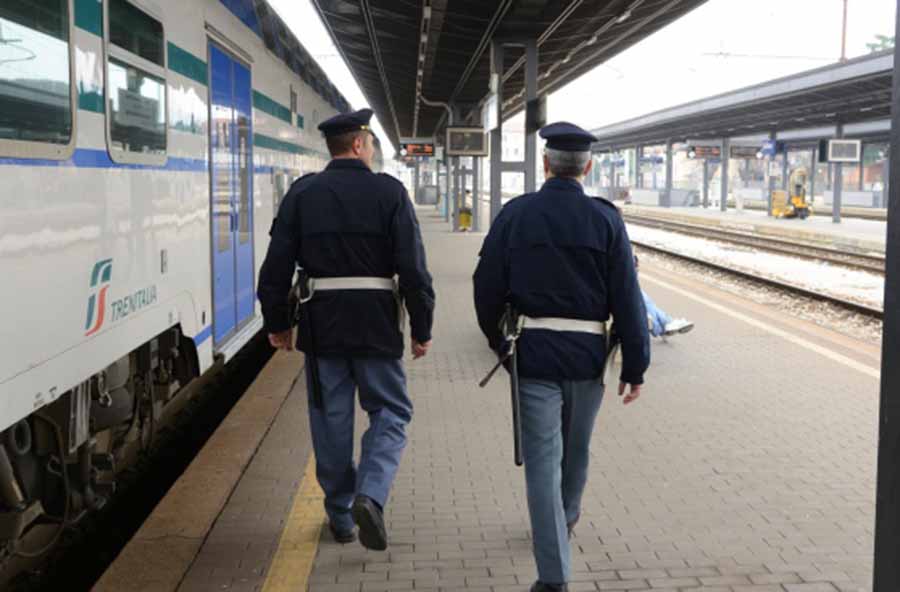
[530,582,568,592]
[328,522,356,544]
[352,495,387,551]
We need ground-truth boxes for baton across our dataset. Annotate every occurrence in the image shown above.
[297,272,324,409]
[509,335,523,466]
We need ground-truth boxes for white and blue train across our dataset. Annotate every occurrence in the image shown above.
[0,0,365,557]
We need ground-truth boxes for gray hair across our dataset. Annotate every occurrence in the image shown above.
[545,148,591,178]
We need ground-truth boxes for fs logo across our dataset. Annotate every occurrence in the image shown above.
[84,259,113,336]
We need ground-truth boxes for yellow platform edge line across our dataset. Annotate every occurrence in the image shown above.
[261,455,324,592]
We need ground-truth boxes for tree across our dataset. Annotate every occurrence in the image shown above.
[867,34,895,53]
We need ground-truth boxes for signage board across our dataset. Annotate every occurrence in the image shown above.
[730,145,761,159]
[691,145,721,159]
[399,137,435,157]
[827,139,861,163]
[446,126,488,157]
[759,139,780,158]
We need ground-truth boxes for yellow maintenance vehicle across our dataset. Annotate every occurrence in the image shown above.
[771,167,813,219]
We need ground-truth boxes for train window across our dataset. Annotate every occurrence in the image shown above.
[109,0,163,66]
[107,58,166,155]
[104,0,167,164]
[0,0,75,160]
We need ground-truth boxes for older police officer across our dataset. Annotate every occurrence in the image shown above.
[258,108,435,551]
[474,122,650,592]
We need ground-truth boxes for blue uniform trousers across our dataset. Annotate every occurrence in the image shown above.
[519,377,605,584]
[305,356,412,532]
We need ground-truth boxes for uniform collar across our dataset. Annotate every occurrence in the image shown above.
[541,176,584,193]
[326,158,371,171]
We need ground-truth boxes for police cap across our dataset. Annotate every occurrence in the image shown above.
[318,108,374,137]
[539,121,598,152]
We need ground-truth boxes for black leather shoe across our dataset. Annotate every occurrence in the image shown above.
[352,495,387,551]
[530,582,568,592]
[328,522,356,544]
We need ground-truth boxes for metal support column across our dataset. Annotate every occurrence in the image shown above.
[663,140,673,207]
[489,42,503,224]
[635,144,643,190]
[833,124,844,223]
[873,6,900,588]
[524,39,538,193]
[702,160,709,208]
[413,161,421,204]
[781,149,789,190]
[609,150,617,201]
[810,147,817,205]
[473,157,481,232]
[766,131,776,216]
[720,137,730,212]
[452,156,461,231]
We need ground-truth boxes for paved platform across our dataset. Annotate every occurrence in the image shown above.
[623,204,886,255]
[97,207,880,592]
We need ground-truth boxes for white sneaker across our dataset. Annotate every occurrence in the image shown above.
[663,318,694,335]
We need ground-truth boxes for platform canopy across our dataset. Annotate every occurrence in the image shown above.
[590,50,894,150]
[311,0,710,149]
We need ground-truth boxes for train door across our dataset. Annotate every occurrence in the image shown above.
[209,43,254,345]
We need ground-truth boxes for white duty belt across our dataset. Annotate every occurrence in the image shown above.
[521,316,606,335]
[301,276,405,332]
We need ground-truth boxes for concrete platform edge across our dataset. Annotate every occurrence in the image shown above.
[92,349,304,592]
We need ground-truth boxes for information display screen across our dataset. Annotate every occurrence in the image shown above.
[446,127,488,156]
[401,142,434,157]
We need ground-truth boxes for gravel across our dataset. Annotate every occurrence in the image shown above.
[636,247,883,346]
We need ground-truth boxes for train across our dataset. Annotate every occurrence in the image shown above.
[0,0,370,563]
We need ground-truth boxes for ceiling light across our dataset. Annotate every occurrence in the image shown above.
[423,6,432,19]
[615,10,631,24]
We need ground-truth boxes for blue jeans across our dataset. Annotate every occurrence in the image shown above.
[519,378,605,584]
[306,356,412,532]
[642,290,671,337]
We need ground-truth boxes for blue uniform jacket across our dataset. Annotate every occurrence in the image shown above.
[473,177,650,384]
[257,158,435,358]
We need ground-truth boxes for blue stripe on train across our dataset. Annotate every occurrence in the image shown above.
[0,149,207,171]
[0,149,282,175]
[193,325,213,347]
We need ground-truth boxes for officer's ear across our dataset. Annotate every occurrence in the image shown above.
[583,158,593,177]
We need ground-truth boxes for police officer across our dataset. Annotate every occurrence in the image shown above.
[473,122,650,592]
[257,108,435,551]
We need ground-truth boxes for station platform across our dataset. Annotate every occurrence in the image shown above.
[622,204,887,255]
[94,208,879,592]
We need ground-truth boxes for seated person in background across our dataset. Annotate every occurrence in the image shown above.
[634,256,694,338]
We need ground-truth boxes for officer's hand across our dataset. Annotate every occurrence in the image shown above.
[269,330,294,351]
[412,340,431,359]
[618,381,641,405]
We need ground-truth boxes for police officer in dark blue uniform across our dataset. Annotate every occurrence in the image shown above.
[473,122,650,592]
[257,108,435,551]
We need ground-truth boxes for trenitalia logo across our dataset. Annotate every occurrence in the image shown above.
[85,259,113,336]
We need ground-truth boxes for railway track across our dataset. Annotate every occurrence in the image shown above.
[631,240,884,320]
[623,213,886,275]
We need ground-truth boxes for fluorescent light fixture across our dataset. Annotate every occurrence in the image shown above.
[615,10,631,24]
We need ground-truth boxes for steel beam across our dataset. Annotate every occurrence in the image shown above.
[609,150,617,201]
[873,4,900,588]
[524,39,538,193]
[663,140,673,207]
[833,123,843,223]
[720,137,730,212]
[473,157,481,231]
[702,160,709,208]
[490,41,504,224]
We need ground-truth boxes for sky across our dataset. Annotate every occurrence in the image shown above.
[269,0,897,158]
